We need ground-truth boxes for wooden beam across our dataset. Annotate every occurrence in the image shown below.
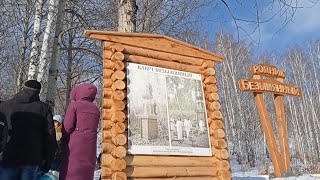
[254,92,284,177]
[124,54,203,74]
[104,41,205,66]
[201,60,215,68]
[84,30,223,62]
[102,154,126,171]
[128,177,219,180]
[124,155,218,167]
[112,172,127,180]
[206,93,220,101]
[274,77,291,172]
[274,94,291,171]
[217,170,232,180]
[124,166,218,178]
[238,78,301,97]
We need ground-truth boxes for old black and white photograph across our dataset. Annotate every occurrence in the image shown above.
[127,64,170,147]
[127,62,211,156]
[166,76,210,149]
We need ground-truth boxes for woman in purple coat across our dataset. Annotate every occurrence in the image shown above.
[59,83,100,180]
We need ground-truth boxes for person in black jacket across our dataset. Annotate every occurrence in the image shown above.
[0,80,56,180]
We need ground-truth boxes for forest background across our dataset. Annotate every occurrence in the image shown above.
[0,0,320,176]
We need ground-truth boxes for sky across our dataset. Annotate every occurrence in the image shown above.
[204,0,320,57]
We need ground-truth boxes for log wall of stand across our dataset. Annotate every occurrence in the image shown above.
[102,45,128,180]
[84,30,229,180]
[202,62,231,180]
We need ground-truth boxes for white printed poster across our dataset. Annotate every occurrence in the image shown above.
[127,62,212,156]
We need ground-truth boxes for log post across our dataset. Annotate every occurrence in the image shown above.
[128,177,219,180]
[124,155,218,167]
[104,41,205,66]
[202,64,231,180]
[102,43,128,180]
[274,78,291,172]
[124,167,218,178]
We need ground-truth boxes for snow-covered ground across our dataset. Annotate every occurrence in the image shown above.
[94,127,102,180]
[231,159,320,180]
[94,169,319,180]
[94,169,101,180]
[233,172,320,180]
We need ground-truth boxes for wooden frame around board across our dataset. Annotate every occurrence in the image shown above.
[85,30,231,180]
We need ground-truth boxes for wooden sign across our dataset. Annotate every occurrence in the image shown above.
[250,64,286,78]
[238,64,302,177]
[239,79,301,96]
[85,30,232,180]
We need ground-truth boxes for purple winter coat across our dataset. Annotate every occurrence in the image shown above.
[59,83,100,180]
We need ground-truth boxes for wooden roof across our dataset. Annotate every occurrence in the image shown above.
[84,30,223,62]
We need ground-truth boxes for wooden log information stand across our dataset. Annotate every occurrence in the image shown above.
[238,64,302,177]
[84,30,231,180]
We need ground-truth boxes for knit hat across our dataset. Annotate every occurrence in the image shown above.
[23,80,41,91]
[53,115,63,124]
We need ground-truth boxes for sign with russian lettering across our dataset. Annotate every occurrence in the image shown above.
[239,64,302,97]
[250,64,286,78]
[238,64,302,177]
[126,62,212,156]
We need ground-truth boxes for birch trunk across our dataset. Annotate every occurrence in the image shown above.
[37,0,56,84]
[46,0,67,108]
[118,0,137,32]
[16,30,28,93]
[308,43,320,162]
[16,2,33,92]
[215,31,255,165]
[28,0,44,80]
[65,9,74,108]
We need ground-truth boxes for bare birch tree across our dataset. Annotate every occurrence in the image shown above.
[215,30,262,167]
[37,0,56,83]
[118,0,137,32]
[28,0,44,80]
[9,1,35,92]
[46,0,67,108]
[282,45,320,170]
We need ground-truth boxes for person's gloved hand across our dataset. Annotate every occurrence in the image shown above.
[40,161,51,173]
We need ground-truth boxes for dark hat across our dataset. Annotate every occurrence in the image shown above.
[23,80,41,91]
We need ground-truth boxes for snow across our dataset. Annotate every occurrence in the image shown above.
[94,169,101,180]
[233,170,269,179]
[94,126,102,180]
[231,160,320,179]
[233,173,320,180]
[230,158,320,179]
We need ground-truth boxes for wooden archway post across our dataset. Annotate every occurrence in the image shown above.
[239,64,302,177]
[274,77,291,172]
